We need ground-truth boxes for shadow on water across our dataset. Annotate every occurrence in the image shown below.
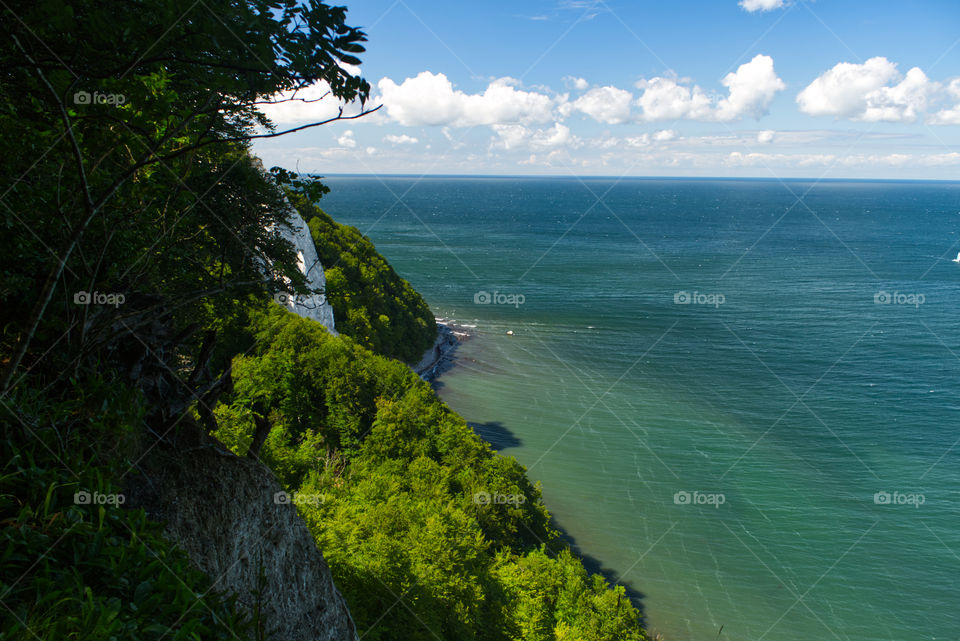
[467,420,523,449]
[552,519,648,619]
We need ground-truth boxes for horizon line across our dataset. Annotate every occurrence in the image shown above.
[303,172,960,183]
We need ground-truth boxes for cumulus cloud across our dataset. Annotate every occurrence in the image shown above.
[757,129,775,143]
[259,64,368,125]
[564,76,590,90]
[491,123,576,151]
[383,134,419,145]
[635,76,713,120]
[796,57,947,123]
[623,129,677,147]
[565,86,634,124]
[715,55,786,120]
[927,78,960,125]
[739,0,786,12]
[337,130,357,148]
[377,72,557,127]
[635,55,784,122]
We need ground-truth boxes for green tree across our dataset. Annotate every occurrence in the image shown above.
[284,193,437,363]
[0,0,374,396]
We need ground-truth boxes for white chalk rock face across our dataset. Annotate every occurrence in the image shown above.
[275,208,337,334]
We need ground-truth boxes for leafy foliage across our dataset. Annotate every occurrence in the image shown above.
[287,192,437,363]
[0,382,252,641]
[0,1,649,639]
[216,308,647,641]
[0,0,374,392]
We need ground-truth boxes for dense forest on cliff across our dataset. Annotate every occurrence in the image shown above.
[0,1,646,639]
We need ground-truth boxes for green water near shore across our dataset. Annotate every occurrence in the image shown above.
[321,176,960,641]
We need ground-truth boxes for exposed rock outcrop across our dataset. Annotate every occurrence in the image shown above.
[127,436,358,641]
[275,207,337,334]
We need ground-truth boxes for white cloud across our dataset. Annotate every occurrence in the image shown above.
[383,134,419,145]
[566,86,634,124]
[366,147,377,155]
[377,72,557,127]
[715,55,786,120]
[635,76,713,121]
[259,65,368,125]
[739,0,786,12]
[929,79,960,125]
[757,129,775,143]
[492,123,576,151]
[622,129,676,147]
[337,130,357,148]
[727,151,960,168]
[796,57,943,122]
[565,76,590,90]
[635,55,784,122]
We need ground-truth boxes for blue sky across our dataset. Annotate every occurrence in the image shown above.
[254,0,960,179]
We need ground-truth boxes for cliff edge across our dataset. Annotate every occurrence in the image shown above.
[127,436,358,641]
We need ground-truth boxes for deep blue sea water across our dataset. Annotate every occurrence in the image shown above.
[318,176,960,641]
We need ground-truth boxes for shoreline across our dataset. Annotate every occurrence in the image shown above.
[413,318,652,627]
[412,317,471,381]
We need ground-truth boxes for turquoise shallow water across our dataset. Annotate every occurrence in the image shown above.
[319,176,960,641]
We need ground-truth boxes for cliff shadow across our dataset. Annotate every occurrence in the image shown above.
[550,518,648,620]
[467,420,522,450]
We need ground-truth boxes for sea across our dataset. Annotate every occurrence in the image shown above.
[318,175,960,641]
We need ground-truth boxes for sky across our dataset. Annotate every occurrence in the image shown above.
[253,0,960,179]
